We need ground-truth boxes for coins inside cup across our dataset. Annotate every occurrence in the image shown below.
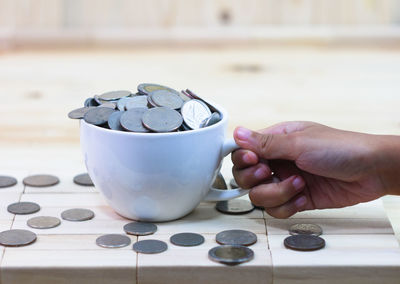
[181,99,212,130]
[84,107,115,126]
[142,107,183,132]
[120,108,149,133]
[99,90,131,101]
[149,89,184,110]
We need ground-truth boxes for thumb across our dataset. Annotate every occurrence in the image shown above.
[234,127,299,160]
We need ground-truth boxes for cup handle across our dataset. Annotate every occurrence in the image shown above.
[203,138,249,202]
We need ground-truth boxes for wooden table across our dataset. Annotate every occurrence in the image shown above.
[0,45,400,283]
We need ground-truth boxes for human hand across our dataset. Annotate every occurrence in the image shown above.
[232,121,400,218]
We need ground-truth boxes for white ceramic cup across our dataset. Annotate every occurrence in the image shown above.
[80,104,248,222]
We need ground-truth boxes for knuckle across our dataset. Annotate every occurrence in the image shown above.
[259,134,274,153]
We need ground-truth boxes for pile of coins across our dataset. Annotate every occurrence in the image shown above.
[284,223,325,251]
[68,83,222,133]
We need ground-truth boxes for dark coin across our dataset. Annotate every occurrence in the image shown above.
[132,239,168,254]
[125,96,149,110]
[208,245,254,265]
[0,229,37,247]
[289,224,323,236]
[99,90,131,101]
[73,173,94,186]
[27,216,61,229]
[149,89,184,110]
[0,175,17,188]
[142,107,183,133]
[230,178,239,189]
[212,173,227,189]
[23,174,59,187]
[120,108,149,133]
[61,208,95,221]
[216,199,255,215]
[84,97,99,107]
[216,230,257,246]
[68,107,96,119]
[84,107,115,126]
[123,221,157,236]
[284,235,325,251]
[201,112,221,128]
[7,202,40,215]
[170,233,205,247]
[96,234,131,248]
[107,111,124,131]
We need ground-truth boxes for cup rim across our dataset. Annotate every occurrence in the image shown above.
[80,100,228,137]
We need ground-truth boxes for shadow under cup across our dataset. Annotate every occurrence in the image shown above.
[80,105,229,222]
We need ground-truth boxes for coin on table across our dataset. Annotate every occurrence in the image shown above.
[7,202,40,215]
[208,245,254,265]
[0,229,37,247]
[181,99,212,130]
[27,216,61,229]
[216,199,255,215]
[170,232,205,247]
[149,89,184,110]
[132,239,168,254]
[142,107,183,133]
[0,175,17,188]
[125,96,149,110]
[99,90,131,101]
[61,208,95,221]
[212,173,227,189]
[84,107,115,126]
[216,229,257,246]
[284,235,325,251]
[73,173,94,186]
[230,178,239,189]
[84,97,99,107]
[23,174,59,187]
[107,111,125,131]
[123,221,157,236]
[289,223,323,236]
[68,107,97,119]
[120,108,149,133]
[96,234,131,248]
[200,112,221,128]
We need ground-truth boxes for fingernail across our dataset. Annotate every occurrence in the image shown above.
[292,176,305,191]
[236,127,252,141]
[254,166,267,179]
[295,196,307,209]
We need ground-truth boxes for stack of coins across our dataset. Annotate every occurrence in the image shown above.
[68,84,222,133]
[284,223,325,251]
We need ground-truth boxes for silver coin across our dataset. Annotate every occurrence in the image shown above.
[117,97,133,111]
[216,199,255,215]
[200,112,221,128]
[99,90,131,101]
[94,95,102,105]
[96,234,131,248]
[107,111,124,131]
[120,108,149,133]
[289,223,323,236]
[68,107,97,119]
[7,202,40,215]
[84,97,99,107]
[184,89,219,113]
[212,173,227,189]
[142,107,183,133]
[230,178,239,189]
[125,96,149,110]
[98,102,116,109]
[208,245,254,265]
[27,216,61,229]
[0,229,37,247]
[216,230,257,246]
[61,208,95,222]
[84,107,115,126]
[170,233,205,247]
[0,175,17,188]
[73,173,94,186]
[123,221,157,236]
[284,235,325,251]
[23,174,59,187]
[138,83,190,102]
[181,99,211,130]
[149,89,184,110]
[132,239,168,254]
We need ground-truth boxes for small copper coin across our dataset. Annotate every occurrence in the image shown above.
[61,208,94,222]
[216,230,257,246]
[120,108,149,133]
[84,107,115,126]
[96,234,131,248]
[289,224,323,236]
[216,199,255,215]
[142,107,183,133]
[170,233,205,247]
[0,175,17,188]
[73,173,94,186]
[68,107,97,119]
[208,245,254,265]
[7,202,40,215]
[0,229,37,247]
[23,174,59,187]
[132,239,168,254]
[123,222,157,236]
[27,216,61,229]
[284,235,325,251]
